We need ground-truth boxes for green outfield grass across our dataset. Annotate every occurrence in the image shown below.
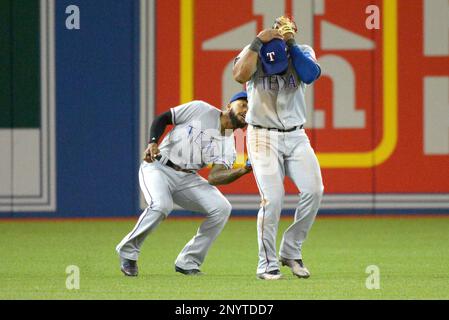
[0,216,448,300]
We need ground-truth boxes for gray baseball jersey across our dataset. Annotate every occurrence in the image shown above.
[238,44,317,129]
[158,100,236,170]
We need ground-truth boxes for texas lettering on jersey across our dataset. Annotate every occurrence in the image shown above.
[256,73,299,91]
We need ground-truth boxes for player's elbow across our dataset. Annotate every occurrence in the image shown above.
[234,76,246,84]
[300,70,319,85]
[233,66,251,84]
[302,76,315,85]
[208,178,219,186]
[301,64,321,85]
[233,70,248,84]
[207,174,220,186]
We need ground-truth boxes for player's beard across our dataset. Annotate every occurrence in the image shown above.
[229,109,247,129]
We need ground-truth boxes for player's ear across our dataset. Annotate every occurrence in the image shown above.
[226,103,232,111]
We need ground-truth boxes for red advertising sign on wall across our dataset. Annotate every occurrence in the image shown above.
[155,0,449,210]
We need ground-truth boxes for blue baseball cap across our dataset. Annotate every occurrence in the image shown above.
[260,39,288,75]
[229,91,248,104]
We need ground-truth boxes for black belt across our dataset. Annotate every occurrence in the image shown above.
[252,124,304,132]
[155,155,195,174]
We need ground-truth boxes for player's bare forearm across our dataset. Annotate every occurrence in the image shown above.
[208,164,251,186]
[233,50,258,83]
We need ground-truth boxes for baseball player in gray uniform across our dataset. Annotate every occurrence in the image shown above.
[233,16,324,280]
[116,92,251,276]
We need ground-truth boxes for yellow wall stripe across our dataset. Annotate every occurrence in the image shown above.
[180,0,194,104]
[377,0,398,164]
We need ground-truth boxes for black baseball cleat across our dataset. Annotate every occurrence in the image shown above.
[120,257,138,277]
[175,265,204,276]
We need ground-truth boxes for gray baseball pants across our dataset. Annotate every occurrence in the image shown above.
[247,125,324,274]
[116,161,231,270]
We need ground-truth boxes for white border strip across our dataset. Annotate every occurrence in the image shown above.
[139,0,155,210]
[221,194,449,210]
[48,0,56,211]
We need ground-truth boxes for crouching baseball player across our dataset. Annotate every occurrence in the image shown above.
[116,92,251,276]
[233,16,324,280]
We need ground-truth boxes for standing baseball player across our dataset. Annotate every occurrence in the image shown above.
[116,92,251,276]
[233,16,324,280]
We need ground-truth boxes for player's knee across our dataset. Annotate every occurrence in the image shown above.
[213,198,232,217]
[301,186,323,207]
[151,200,173,216]
[308,190,323,203]
[313,183,324,198]
[305,182,324,198]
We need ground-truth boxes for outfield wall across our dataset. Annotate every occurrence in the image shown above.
[1,0,448,218]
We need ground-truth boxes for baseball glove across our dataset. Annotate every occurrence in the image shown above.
[272,16,298,37]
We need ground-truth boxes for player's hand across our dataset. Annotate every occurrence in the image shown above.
[143,143,160,163]
[279,24,296,41]
[273,16,298,41]
[256,29,283,43]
